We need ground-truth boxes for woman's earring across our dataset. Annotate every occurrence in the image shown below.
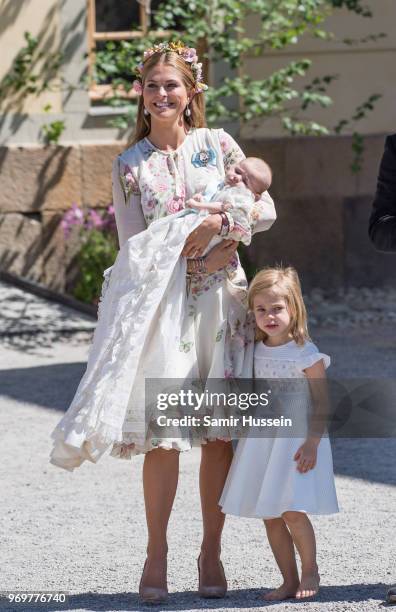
[185,104,191,118]
[143,107,149,116]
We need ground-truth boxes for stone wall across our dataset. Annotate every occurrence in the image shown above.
[0,142,123,292]
[244,133,396,290]
[0,133,395,295]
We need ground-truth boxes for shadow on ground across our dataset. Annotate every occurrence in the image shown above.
[0,583,390,612]
[0,363,85,411]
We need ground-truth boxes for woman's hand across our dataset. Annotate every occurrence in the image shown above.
[181,214,222,257]
[205,240,238,274]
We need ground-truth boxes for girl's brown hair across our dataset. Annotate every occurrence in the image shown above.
[248,266,310,345]
[129,51,207,147]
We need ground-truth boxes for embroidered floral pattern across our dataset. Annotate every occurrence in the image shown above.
[137,150,187,223]
[189,270,226,300]
[179,340,194,353]
[119,162,140,204]
[218,132,245,171]
[191,147,217,168]
[167,197,184,214]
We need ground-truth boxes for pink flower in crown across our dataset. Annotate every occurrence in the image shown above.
[132,80,143,95]
[195,62,203,78]
[196,82,208,93]
[183,47,198,63]
[166,197,183,213]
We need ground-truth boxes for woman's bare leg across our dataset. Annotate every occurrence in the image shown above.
[262,518,299,600]
[199,440,233,587]
[281,511,320,598]
[141,448,180,589]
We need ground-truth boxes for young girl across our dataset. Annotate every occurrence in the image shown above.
[219,266,339,601]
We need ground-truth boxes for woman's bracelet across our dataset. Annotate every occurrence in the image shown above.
[218,212,230,237]
[187,256,208,275]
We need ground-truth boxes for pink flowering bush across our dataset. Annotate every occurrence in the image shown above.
[61,203,118,304]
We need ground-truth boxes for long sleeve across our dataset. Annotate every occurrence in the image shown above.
[217,129,276,235]
[112,156,147,249]
[215,185,254,245]
[368,135,396,253]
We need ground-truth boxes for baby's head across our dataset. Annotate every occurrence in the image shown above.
[226,157,272,200]
[248,266,309,345]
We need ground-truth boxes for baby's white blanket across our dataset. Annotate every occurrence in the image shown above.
[50,209,254,471]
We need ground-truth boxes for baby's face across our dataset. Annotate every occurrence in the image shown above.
[225,160,265,199]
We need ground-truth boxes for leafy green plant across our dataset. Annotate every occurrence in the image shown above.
[334,93,382,173]
[0,31,63,103]
[73,229,118,304]
[41,119,66,145]
[0,31,75,145]
[93,0,383,139]
[41,104,66,145]
[61,204,117,304]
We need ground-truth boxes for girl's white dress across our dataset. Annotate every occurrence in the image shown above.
[49,128,276,471]
[219,340,339,518]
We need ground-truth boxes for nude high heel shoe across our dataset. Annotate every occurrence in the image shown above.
[197,554,227,598]
[139,559,168,604]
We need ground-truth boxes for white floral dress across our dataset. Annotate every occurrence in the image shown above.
[49,128,276,471]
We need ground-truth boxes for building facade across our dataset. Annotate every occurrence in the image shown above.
[0,0,395,292]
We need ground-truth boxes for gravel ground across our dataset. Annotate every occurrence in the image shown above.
[0,281,395,612]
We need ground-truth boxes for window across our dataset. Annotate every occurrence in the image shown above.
[87,0,173,101]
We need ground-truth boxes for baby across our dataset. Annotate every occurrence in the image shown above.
[187,157,272,215]
[186,157,272,247]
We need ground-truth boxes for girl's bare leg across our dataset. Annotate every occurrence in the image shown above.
[281,511,320,598]
[262,518,300,600]
[141,448,180,589]
[199,440,233,587]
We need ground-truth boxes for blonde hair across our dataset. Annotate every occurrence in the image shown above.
[248,266,310,345]
[129,51,206,146]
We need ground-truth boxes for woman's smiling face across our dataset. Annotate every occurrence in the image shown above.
[143,63,190,122]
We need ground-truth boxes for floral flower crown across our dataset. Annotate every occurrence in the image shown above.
[132,41,208,95]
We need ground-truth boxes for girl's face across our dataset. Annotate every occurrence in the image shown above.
[143,64,190,124]
[252,289,292,346]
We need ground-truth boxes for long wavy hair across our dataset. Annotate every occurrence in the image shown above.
[129,51,207,147]
[248,266,311,345]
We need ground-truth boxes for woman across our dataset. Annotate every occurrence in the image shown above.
[50,41,276,602]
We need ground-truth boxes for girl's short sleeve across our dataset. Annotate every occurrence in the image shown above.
[299,342,331,371]
[112,156,147,248]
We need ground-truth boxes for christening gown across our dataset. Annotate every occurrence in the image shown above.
[50,128,276,471]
